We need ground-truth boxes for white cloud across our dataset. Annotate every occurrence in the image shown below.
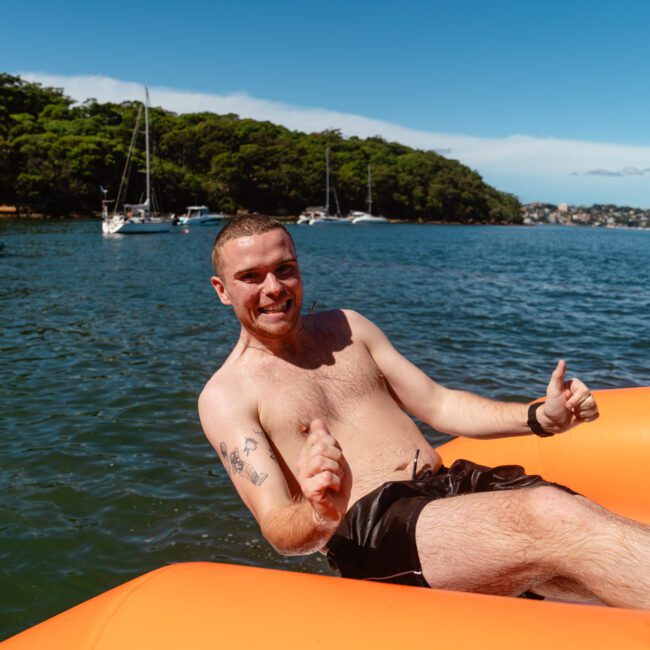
[18,72,650,206]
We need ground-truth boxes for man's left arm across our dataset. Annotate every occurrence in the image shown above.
[415,358,599,438]
[349,310,599,438]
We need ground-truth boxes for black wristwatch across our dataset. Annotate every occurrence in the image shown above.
[527,402,554,437]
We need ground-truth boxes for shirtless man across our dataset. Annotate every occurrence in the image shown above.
[199,214,650,608]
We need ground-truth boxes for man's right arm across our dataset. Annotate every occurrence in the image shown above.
[198,380,346,555]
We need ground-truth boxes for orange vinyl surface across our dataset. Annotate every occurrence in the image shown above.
[437,387,650,523]
[4,388,650,649]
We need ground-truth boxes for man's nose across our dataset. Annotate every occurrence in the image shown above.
[262,272,283,294]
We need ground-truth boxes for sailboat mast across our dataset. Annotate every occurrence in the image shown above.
[332,185,342,217]
[144,87,151,208]
[367,163,372,215]
[325,147,330,215]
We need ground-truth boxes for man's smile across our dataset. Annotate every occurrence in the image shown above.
[259,299,291,314]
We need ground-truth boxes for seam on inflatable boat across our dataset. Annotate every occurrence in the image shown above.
[85,565,173,649]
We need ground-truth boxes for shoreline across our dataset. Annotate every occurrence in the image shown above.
[1,214,649,230]
[0,212,519,226]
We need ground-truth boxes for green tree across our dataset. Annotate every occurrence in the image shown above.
[0,73,521,222]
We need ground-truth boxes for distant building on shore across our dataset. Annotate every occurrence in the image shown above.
[521,202,649,229]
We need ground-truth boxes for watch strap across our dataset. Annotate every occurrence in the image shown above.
[527,402,554,437]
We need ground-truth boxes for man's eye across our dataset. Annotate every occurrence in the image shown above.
[276,265,294,278]
[240,274,259,282]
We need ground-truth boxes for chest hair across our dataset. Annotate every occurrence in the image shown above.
[255,345,385,437]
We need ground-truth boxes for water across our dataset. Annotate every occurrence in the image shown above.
[1,221,649,638]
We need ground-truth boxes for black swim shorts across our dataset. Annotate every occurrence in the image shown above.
[326,459,575,587]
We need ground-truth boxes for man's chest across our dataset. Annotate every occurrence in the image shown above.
[256,345,386,443]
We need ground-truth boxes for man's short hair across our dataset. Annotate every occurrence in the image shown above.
[211,214,295,276]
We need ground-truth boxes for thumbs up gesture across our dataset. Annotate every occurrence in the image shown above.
[539,360,600,433]
[297,419,351,525]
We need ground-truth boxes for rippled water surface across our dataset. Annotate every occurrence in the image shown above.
[1,220,649,637]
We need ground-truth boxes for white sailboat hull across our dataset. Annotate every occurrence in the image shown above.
[102,216,172,235]
[350,213,389,224]
[309,216,352,225]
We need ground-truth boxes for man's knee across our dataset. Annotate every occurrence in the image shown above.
[516,486,596,546]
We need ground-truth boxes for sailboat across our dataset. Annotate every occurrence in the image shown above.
[350,164,388,224]
[102,88,172,235]
[298,148,351,225]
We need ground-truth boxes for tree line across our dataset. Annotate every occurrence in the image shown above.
[0,73,522,223]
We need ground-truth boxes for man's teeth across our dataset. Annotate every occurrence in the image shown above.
[261,301,288,313]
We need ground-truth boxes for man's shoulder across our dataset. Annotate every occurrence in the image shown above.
[199,358,256,414]
[339,308,381,339]
[305,309,379,348]
[334,309,394,352]
[340,308,373,325]
[198,366,260,443]
[311,308,375,331]
[200,364,234,396]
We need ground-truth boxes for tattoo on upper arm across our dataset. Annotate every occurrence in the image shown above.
[229,448,268,486]
[218,425,281,486]
[243,437,258,456]
[251,428,279,464]
[218,440,268,485]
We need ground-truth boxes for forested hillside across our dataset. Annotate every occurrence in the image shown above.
[0,74,521,222]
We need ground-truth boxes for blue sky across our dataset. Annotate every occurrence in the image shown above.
[6,0,650,207]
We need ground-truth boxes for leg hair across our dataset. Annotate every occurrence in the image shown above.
[415,486,650,608]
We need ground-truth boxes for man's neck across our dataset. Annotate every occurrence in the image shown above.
[238,319,307,358]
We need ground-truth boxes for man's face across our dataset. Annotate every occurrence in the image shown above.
[212,229,303,341]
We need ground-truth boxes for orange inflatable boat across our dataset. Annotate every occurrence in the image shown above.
[3,387,650,649]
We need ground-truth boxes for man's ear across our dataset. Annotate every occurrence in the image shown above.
[211,276,231,305]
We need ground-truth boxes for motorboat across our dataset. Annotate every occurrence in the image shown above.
[176,206,226,226]
[102,88,172,235]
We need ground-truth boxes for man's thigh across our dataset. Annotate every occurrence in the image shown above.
[414,487,559,596]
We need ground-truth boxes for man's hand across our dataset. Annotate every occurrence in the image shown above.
[297,419,351,525]
[539,360,599,433]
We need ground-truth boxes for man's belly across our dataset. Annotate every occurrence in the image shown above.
[346,444,443,508]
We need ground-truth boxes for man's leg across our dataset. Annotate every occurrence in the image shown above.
[530,576,603,604]
[415,485,650,609]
